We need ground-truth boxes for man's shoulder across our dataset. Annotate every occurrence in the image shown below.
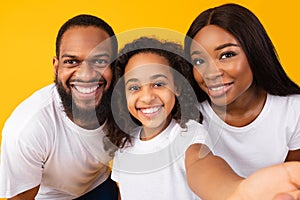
[20,83,56,105]
[4,84,58,127]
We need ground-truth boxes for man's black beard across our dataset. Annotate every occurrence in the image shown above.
[55,77,111,128]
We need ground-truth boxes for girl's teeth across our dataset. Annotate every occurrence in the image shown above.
[210,85,225,91]
[141,106,160,114]
[75,86,98,94]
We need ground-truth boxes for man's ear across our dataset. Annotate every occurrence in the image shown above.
[53,56,59,76]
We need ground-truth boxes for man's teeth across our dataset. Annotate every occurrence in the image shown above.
[75,86,98,94]
[209,85,225,91]
[140,106,161,114]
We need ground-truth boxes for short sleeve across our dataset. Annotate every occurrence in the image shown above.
[0,117,46,198]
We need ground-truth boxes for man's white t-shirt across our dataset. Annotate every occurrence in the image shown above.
[198,94,300,177]
[0,84,112,199]
[112,119,211,200]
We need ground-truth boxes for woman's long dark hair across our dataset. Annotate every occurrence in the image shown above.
[184,3,300,102]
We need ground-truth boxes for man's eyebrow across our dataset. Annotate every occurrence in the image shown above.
[215,43,239,51]
[61,53,111,59]
[91,53,111,58]
[61,54,77,58]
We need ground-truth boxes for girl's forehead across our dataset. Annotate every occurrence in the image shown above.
[124,64,173,82]
[125,53,169,70]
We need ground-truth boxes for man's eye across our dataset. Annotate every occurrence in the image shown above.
[220,51,236,60]
[192,58,205,66]
[92,59,109,67]
[63,60,79,66]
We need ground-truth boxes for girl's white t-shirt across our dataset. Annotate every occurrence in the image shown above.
[112,119,211,200]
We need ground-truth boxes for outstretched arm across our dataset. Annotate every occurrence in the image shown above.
[185,143,243,200]
[185,143,300,200]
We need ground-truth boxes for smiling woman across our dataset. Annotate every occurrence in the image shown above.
[183,3,300,199]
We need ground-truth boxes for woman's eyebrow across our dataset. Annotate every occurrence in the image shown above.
[215,43,239,51]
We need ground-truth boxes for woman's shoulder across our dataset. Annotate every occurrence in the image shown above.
[268,93,300,106]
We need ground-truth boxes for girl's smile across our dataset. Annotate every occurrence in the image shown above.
[124,53,176,139]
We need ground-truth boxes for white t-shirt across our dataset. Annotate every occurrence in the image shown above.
[198,93,300,177]
[0,84,112,199]
[111,119,211,200]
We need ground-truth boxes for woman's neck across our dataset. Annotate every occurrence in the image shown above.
[211,87,267,127]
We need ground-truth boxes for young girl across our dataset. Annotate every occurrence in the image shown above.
[110,36,300,200]
[110,36,210,200]
[184,3,300,199]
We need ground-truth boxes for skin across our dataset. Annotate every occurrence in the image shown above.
[9,26,113,200]
[190,24,266,127]
[186,24,300,199]
[186,144,300,200]
[190,24,300,159]
[53,26,113,129]
[124,53,176,140]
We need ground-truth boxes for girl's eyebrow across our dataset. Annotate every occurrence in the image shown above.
[125,78,139,85]
[150,74,168,80]
[125,74,169,85]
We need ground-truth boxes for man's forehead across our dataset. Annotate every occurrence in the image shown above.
[59,26,113,54]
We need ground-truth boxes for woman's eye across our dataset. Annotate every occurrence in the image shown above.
[220,51,236,60]
[192,58,205,66]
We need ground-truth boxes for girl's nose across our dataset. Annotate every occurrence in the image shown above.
[139,85,155,103]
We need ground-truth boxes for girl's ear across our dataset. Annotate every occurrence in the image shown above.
[174,86,180,96]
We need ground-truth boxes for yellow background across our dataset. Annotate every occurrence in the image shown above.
[0,0,299,198]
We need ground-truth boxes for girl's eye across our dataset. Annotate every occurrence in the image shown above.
[153,81,166,88]
[220,51,237,60]
[192,58,205,66]
[128,85,140,91]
